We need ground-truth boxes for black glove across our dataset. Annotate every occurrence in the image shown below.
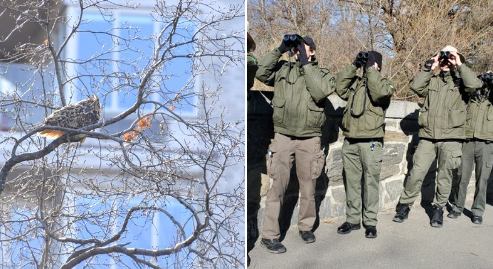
[297,44,309,66]
[352,51,365,69]
[424,59,434,71]
[278,40,290,54]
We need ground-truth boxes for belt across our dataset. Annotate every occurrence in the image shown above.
[283,134,314,140]
[467,138,492,144]
[345,137,383,144]
[420,138,464,143]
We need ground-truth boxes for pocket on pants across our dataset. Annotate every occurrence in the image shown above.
[449,149,462,170]
[486,144,493,168]
[267,143,278,180]
[310,148,326,180]
[372,141,383,164]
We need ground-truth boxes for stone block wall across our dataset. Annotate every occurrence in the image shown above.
[257,95,493,228]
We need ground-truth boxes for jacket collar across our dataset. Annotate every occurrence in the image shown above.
[294,58,319,67]
[439,70,461,83]
[440,71,452,81]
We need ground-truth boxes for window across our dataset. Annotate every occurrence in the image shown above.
[65,7,197,116]
[0,63,48,130]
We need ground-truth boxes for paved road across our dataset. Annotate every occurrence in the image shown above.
[249,201,493,269]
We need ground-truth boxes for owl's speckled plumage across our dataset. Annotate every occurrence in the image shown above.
[38,95,101,139]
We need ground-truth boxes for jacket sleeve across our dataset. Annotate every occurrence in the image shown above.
[458,64,483,94]
[247,53,258,92]
[367,67,395,104]
[255,49,283,87]
[335,64,358,101]
[410,68,433,97]
[303,64,336,104]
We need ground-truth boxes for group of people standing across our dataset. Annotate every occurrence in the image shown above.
[247,28,492,265]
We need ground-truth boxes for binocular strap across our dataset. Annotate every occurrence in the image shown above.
[350,73,368,118]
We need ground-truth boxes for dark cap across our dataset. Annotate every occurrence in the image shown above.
[301,35,316,51]
[367,51,383,69]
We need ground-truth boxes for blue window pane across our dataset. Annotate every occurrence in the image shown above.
[1,207,44,268]
[154,198,195,268]
[74,13,114,109]
[116,15,154,110]
[72,197,114,268]
[115,197,195,268]
[71,11,197,114]
[157,20,196,114]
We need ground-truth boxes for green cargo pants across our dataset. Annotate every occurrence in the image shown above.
[342,138,383,226]
[452,140,493,217]
[261,133,325,239]
[399,139,462,207]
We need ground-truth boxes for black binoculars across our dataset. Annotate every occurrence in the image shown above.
[283,34,303,48]
[480,72,493,88]
[439,51,451,60]
[357,52,369,61]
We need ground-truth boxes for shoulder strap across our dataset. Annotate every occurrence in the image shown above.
[350,75,367,118]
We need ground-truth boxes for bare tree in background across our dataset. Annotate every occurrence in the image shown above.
[248,0,493,98]
[0,0,244,268]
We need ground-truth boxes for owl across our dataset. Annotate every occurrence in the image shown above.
[38,95,101,139]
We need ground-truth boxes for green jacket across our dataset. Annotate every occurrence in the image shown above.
[255,49,335,137]
[335,64,394,139]
[247,53,258,93]
[247,52,273,115]
[411,65,482,140]
[465,93,493,141]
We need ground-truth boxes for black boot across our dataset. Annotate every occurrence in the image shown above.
[261,238,287,254]
[447,211,461,219]
[365,225,377,239]
[337,222,361,234]
[472,215,483,225]
[299,231,316,244]
[393,203,410,223]
[430,204,444,228]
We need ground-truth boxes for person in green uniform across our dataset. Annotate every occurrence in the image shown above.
[246,26,274,265]
[256,34,335,253]
[448,71,493,225]
[393,45,482,227]
[335,51,394,238]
